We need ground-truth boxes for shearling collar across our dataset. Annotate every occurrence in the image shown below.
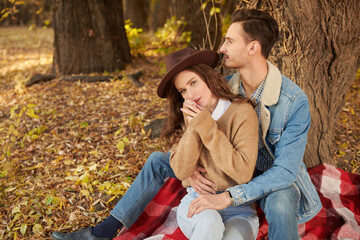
[228,60,282,106]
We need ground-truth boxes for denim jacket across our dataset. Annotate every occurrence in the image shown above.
[226,61,322,223]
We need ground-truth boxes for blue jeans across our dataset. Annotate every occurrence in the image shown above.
[258,184,301,240]
[110,151,301,239]
[110,152,175,229]
[177,187,259,240]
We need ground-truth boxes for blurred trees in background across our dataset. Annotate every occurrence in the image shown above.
[123,0,224,50]
[0,0,52,27]
[1,0,227,73]
[1,0,227,50]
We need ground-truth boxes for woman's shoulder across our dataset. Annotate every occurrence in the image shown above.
[225,101,257,120]
[229,100,255,112]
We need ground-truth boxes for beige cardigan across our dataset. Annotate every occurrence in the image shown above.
[170,102,258,191]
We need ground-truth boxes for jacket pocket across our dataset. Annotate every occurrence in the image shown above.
[266,130,281,145]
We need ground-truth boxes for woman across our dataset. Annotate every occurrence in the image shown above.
[157,48,259,240]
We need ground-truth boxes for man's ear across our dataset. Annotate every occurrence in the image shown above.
[248,41,261,56]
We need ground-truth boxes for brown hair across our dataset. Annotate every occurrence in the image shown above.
[231,8,279,58]
[161,64,254,146]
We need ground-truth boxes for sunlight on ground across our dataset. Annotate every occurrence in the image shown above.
[0,54,52,74]
[0,27,53,89]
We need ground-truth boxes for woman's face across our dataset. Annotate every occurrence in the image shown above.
[174,70,218,111]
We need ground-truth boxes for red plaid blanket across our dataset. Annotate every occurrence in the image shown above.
[115,163,360,240]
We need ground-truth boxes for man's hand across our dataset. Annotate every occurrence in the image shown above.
[188,166,216,194]
[187,191,232,218]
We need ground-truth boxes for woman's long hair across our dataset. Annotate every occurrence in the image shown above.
[161,64,254,147]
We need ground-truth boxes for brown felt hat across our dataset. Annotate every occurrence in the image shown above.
[157,48,219,98]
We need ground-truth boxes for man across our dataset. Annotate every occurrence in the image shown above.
[51,8,321,240]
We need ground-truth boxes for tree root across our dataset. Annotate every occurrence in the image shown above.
[25,71,144,87]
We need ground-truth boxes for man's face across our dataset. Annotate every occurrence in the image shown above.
[220,22,251,69]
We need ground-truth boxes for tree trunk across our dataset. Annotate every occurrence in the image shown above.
[241,0,360,167]
[149,0,170,32]
[52,0,132,75]
[124,0,149,30]
[170,0,223,50]
[221,0,238,18]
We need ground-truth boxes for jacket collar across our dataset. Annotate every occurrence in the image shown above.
[228,60,282,106]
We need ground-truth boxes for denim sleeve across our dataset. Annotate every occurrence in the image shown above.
[226,93,311,205]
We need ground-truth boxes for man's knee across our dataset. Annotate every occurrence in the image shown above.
[145,152,169,167]
[262,186,300,222]
[260,187,300,239]
[143,151,172,178]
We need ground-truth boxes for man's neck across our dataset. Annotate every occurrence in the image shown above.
[238,58,268,98]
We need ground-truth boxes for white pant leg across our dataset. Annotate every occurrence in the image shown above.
[177,188,259,240]
[223,215,259,240]
[177,192,225,240]
[221,203,259,240]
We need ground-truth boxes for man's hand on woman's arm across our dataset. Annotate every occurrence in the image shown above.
[187,166,232,217]
[187,191,232,218]
[188,166,216,195]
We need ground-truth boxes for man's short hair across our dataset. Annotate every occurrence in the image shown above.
[231,9,279,58]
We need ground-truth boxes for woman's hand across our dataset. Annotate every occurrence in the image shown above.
[181,99,203,123]
[187,192,232,218]
[188,166,216,194]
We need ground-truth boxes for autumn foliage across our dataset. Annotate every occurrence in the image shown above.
[0,27,359,239]
[0,27,170,239]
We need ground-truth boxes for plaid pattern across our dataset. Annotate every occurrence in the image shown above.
[115,164,360,239]
[238,80,273,172]
[115,178,187,240]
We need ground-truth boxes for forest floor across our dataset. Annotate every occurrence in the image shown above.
[0,27,359,239]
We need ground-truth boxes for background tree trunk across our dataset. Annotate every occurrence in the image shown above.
[170,0,222,50]
[149,0,170,32]
[221,0,237,18]
[124,0,149,30]
[239,0,360,167]
[52,0,132,75]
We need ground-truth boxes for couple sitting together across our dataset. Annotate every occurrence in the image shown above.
[51,8,321,240]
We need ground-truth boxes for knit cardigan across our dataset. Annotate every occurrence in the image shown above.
[170,101,258,191]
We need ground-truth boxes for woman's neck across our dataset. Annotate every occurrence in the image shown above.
[208,97,219,114]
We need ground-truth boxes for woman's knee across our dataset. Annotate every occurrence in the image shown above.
[223,217,259,240]
[178,208,224,239]
[191,210,224,235]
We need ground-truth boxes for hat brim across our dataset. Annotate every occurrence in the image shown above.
[157,50,219,98]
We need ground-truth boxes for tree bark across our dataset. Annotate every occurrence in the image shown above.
[149,0,170,32]
[52,0,132,75]
[124,0,149,30]
[221,0,238,18]
[240,0,360,167]
[170,0,223,50]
